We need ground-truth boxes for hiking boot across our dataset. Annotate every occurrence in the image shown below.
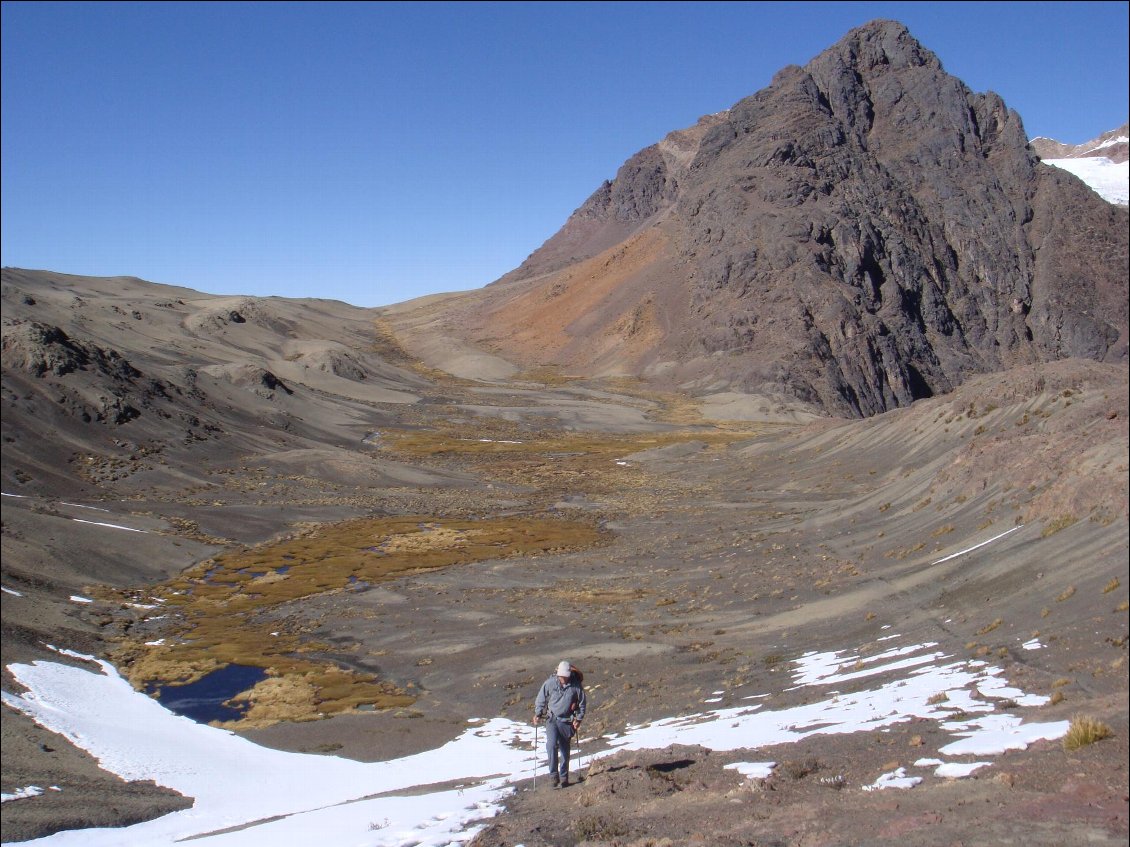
[549,775,559,788]
[559,777,569,788]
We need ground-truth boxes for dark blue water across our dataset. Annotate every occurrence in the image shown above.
[150,664,267,724]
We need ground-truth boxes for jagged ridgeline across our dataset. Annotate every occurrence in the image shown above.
[403,19,1128,418]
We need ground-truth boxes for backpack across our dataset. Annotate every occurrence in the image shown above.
[569,665,584,685]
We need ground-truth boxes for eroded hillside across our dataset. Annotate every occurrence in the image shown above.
[2,268,1126,844]
[387,21,1128,418]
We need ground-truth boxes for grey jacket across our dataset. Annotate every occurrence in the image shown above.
[534,674,586,722]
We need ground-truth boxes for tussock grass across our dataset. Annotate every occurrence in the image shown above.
[1062,715,1113,751]
[977,618,1003,635]
[574,814,630,839]
[779,757,822,779]
[112,513,609,726]
[510,365,580,386]
[544,583,647,605]
[1042,515,1078,537]
[385,425,755,465]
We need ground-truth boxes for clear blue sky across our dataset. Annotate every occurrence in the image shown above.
[3,1,1127,308]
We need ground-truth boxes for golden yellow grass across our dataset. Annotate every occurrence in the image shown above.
[109,513,610,726]
[104,403,763,729]
[1062,715,1113,751]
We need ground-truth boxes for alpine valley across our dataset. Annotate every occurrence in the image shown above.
[2,20,1126,847]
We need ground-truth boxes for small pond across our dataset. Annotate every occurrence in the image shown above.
[149,664,267,724]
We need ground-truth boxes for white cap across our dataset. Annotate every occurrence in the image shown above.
[556,660,572,677]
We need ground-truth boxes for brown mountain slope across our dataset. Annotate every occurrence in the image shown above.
[385,20,1129,418]
[0,268,443,501]
[2,266,1126,843]
[1031,122,1129,164]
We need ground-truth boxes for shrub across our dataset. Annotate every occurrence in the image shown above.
[1062,715,1113,751]
[1042,515,1077,537]
[575,815,630,839]
[779,757,822,779]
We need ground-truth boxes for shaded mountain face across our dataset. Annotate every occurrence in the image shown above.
[410,20,1129,418]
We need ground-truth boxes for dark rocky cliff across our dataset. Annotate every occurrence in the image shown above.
[669,20,1127,414]
[466,20,1128,418]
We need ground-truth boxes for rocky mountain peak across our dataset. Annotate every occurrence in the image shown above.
[816,18,942,74]
[400,20,1128,419]
[498,112,727,286]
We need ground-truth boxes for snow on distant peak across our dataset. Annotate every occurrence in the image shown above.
[1086,134,1129,153]
[1030,123,1128,167]
[1043,156,1129,206]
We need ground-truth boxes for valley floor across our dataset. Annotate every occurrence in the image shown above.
[3,359,1127,846]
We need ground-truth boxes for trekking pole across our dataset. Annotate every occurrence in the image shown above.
[574,724,582,777]
[533,721,539,788]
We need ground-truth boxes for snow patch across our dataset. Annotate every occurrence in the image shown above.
[1044,157,1129,205]
[863,767,921,791]
[724,761,776,780]
[2,786,46,803]
[934,761,992,778]
[2,634,1068,847]
[71,519,148,533]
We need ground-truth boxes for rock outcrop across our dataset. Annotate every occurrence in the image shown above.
[404,20,1129,418]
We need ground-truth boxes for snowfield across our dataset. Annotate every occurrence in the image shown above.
[3,635,1068,847]
[1043,155,1129,205]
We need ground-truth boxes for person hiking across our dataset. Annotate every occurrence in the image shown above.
[533,660,586,788]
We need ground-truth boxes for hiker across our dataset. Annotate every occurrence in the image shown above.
[533,659,586,788]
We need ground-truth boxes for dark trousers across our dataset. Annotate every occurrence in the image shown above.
[545,717,572,779]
